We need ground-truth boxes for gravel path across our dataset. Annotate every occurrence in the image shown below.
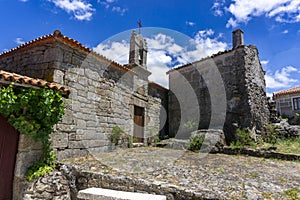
[66,147,300,199]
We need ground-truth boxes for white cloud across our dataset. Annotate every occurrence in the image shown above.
[93,40,129,64]
[181,29,227,62]
[14,38,25,45]
[19,0,29,2]
[215,0,300,27]
[49,0,95,21]
[112,6,127,15]
[260,60,269,66]
[265,66,299,89]
[282,29,289,34]
[186,21,196,26]
[98,0,127,15]
[226,17,238,28]
[93,29,227,88]
[212,0,226,16]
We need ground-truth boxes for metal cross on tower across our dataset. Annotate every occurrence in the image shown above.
[137,20,142,34]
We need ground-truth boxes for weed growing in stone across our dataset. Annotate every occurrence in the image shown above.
[283,188,300,200]
[187,135,205,153]
[230,128,255,147]
[263,123,278,145]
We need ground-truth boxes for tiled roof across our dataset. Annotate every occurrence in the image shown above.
[0,70,70,96]
[0,30,135,74]
[274,86,300,98]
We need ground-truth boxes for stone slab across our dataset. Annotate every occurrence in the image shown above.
[77,187,166,200]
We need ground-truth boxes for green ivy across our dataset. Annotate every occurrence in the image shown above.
[0,84,65,181]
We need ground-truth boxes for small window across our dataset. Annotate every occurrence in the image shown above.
[293,97,300,110]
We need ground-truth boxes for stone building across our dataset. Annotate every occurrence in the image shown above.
[0,29,168,158]
[167,29,270,143]
[274,86,300,117]
[0,29,169,199]
[0,28,270,199]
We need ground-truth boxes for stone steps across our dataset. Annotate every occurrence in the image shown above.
[77,187,167,200]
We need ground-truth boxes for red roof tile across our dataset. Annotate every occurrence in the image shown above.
[0,30,135,75]
[0,70,70,96]
[274,86,300,98]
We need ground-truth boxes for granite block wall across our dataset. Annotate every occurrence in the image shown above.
[0,36,167,161]
[168,46,269,143]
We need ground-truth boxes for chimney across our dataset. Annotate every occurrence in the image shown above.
[232,29,244,48]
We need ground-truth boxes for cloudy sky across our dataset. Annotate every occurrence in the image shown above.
[0,0,300,95]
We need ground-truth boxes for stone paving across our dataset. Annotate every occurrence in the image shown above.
[64,147,300,200]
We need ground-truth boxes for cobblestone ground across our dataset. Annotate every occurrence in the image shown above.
[66,147,300,199]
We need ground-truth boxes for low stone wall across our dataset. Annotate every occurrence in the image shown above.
[22,170,71,200]
[21,163,218,200]
[213,147,300,161]
[67,166,217,200]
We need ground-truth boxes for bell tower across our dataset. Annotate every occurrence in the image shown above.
[128,30,148,69]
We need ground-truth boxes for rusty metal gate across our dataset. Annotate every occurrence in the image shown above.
[0,115,19,200]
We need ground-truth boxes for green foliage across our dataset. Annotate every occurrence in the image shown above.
[283,188,300,200]
[231,128,255,147]
[110,126,124,145]
[26,151,57,181]
[187,135,205,152]
[0,84,65,180]
[263,123,278,145]
[110,126,133,148]
[147,135,160,146]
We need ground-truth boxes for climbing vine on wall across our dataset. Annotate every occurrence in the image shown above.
[0,84,65,180]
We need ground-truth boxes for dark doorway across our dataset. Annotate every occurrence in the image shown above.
[0,115,19,200]
[133,106,144,143]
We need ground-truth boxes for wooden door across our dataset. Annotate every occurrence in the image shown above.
[133,106,144,143]
[0,115,19,200]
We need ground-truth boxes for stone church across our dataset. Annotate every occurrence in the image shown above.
[168,29,269,143]
[0,28,269,199]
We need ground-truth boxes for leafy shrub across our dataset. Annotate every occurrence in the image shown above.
[110,126,133,148]
[187,135,205,152]
[231,128,255,147]
[263,123,278,145]
[26,150,57,181]
[147,135,160,146]
[110,126,124,145]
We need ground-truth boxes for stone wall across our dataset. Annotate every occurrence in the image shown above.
[0,33,168,190]
[22,170,71,200]
[0,41,57,80]
[168,46,269,143]
[148,82,169,138]
[61,164,215,200]
[13,135,43,200]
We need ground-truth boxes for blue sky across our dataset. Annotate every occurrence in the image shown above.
[0,0,300,95]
